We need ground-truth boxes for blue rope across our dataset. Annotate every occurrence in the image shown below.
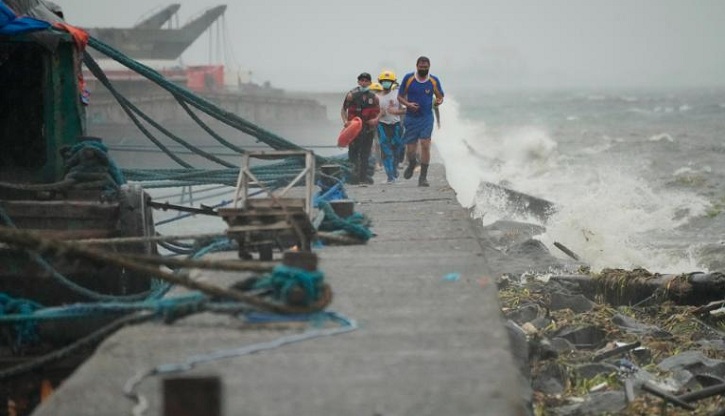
[0,239,236,327]
[189,238,236,260]
[313,180,347,207]
[0,293,206,322]
[144,237,237,301]
[124,311,357,414]
[0,293,42,347]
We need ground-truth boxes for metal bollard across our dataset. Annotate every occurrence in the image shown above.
[282,251,319,306]
[329,199,354,218]
[164,376,222,416]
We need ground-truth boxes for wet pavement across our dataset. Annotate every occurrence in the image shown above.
[32,164,528,416]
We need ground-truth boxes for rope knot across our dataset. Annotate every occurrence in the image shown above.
[253,265,324,306]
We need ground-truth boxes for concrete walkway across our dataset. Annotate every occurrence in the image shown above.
[33,164,527,416]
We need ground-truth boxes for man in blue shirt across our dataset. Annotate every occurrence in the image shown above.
[397,56,444,187]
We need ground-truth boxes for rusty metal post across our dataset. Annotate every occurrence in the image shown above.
[163,376,222,416]
[329,200,354,218]
[305,150,315,218]
[282,251,319,306]
[283,251,318,272]
[320,164,342,177]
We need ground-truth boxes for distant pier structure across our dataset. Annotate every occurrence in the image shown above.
[86,4,226,61]
[81,4,328,130]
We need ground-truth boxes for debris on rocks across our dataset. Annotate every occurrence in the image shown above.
[497,267,725,415]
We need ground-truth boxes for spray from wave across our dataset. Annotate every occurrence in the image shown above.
[435,97,710,272]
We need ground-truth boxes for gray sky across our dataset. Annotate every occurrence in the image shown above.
[58,0,725,92]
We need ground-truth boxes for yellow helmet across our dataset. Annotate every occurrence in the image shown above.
[370,82,383,92]
[378,70,397,82]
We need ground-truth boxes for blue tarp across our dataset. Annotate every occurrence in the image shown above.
[0,1,50,35]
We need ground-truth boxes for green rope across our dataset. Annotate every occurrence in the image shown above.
[84,53,236,168]
[88,37,324,159]
[317,201,373,241]
[63,140,126,188]
[253,264,324,306]
[85,35,348,191]
[123,158,310,188]
[173,94,248,155]
[82,52,192,168]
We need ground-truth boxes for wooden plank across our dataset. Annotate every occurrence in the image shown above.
[33,229,115,240]
[247,198,306,209]
[226,221,291,233]
[223,211,307,221]
[219,206,306,216]
[1,200,119,219]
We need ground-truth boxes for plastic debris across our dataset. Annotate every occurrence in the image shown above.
[442,273,461,282]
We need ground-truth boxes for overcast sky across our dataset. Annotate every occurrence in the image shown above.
[57,0,725,92]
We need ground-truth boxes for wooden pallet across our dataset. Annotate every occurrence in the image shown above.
[221,150,317,260]
[218,201,315,261]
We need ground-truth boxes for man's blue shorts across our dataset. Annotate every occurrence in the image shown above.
[402,115,434,145]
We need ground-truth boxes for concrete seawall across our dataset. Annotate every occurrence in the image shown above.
[33,164,527,416]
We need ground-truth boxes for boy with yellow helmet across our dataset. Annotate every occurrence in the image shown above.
[376,70,406,183]
[369,81,384,171]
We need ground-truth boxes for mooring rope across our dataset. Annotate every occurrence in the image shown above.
[124,311,358,416]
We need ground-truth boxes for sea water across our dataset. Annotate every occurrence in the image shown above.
[147,87,725,274]
[435,87,725,273]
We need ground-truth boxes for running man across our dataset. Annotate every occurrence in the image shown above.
[397,56,444,187]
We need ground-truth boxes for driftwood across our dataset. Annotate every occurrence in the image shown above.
[553,241,580,261]
[678,382,725,403]
[592,341,641,362]
[550,269,725,306]
[624,379,636,403]
[641,381,695,410]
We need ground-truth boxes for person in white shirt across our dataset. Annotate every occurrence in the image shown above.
[376,70,406,183]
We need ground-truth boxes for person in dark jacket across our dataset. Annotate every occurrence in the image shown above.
[341,72,380,184]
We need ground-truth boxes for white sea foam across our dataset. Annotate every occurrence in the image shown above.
[436,97,710,273]
[673,166,698,176]
[627,107,650,114]
[649,133,675,142]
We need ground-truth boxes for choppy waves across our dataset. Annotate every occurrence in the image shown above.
[436,91,719,273]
